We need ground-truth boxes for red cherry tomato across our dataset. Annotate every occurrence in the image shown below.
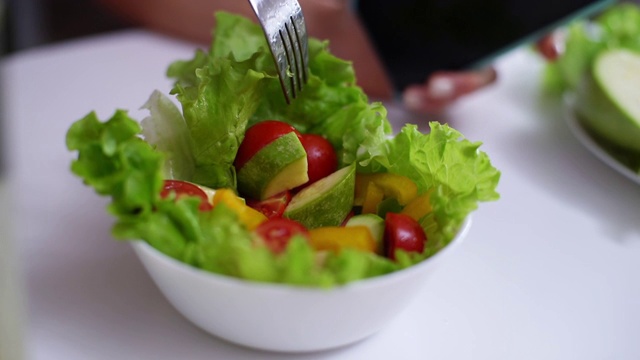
[254,218,309,254]
[384,213,426,260]
[246,191,292,219]
[160,180,212,211]
[234,120,302,169]
[300,133,338,185]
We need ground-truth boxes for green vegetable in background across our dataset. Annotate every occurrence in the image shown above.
[542,2,640,173]
[542,2,640,94]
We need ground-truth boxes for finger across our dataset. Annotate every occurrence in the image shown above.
[403,67,497,114]
[430,67,497,97]
[403,87,451,114]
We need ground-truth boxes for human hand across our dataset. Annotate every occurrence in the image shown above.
[401,31,564,114]
[402,67,498,114]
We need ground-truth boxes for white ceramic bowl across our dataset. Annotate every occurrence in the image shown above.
[131,217,471,353]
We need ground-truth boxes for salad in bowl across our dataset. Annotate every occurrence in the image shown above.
[66,12,500,351]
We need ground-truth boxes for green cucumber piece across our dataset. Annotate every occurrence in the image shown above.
[575,49,640,151]
[236,132,308,200]
[284,164,355,229]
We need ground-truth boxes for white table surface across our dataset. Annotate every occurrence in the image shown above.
[2,29,640,360]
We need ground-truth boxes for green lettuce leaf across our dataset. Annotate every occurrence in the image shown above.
[358,123,501,253]
[140,90,195,180]
[66,110,163,217]
[170,52,273,189]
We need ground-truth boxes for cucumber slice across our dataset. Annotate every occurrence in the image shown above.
[345,214,385,253]
[283,165,355,229]
[236,132,308,200]
[575,49,640,151]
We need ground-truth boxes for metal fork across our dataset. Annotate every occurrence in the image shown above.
[248,0,309,104]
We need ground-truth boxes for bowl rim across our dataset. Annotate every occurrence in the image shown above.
[131,215,472,293]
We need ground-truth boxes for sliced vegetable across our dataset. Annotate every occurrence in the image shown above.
[345,214,385,254]
[234,120,302,169]
[308,226,376,253]
[161,179,212,211]
[355,173,418,206]
[254,218,309,254]
[400,192,433,221]
[212,188,268,230]
[238,133,308,200]
[361,182,384,215]
[284,164,356,229]
[246,191,292,219]
[575,49,640,151]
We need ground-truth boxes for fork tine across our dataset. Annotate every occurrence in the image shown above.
[273,30,295,103]
[279,13,308,101]
[289,12,309,89]
[248,0,308,104]
[279,23,300,98]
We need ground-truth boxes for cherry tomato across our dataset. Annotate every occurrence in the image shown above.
[246,191,292,219]
[234,120,302,169]
[160,180,212,211]
[254,218,309,254]
[384,213,426,260]
[300,133,338,185]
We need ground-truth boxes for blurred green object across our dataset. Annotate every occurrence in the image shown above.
[542,2,640,94]
[545,2,640,173]
[575,49,640,151]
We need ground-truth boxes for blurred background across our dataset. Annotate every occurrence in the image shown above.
[2,0,129,55]
[2,3,128,358]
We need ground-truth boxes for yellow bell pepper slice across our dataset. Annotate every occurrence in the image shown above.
[361,182,384,214]
[308,226,376,253]
[355,173,418,206]
[400,192,433,221]
[212,189,267,230]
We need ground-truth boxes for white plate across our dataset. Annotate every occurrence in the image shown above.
[563,95,640,185]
